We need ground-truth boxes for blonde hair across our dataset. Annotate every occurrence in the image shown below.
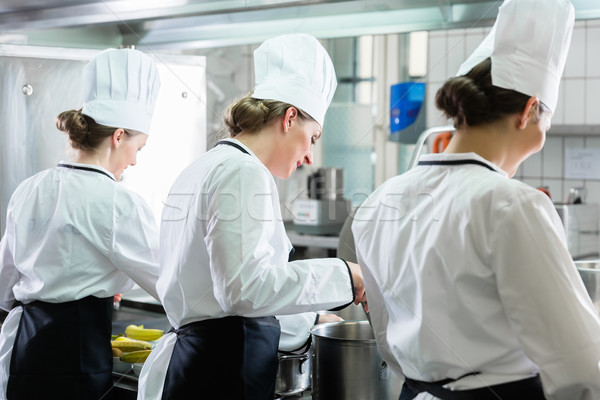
[223,94,313,137]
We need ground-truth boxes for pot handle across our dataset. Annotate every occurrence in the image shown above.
[298,357,308,374]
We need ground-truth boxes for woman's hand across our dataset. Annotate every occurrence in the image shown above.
[316,313,343,324]
[347,261,367,305]
[113,293,122,308]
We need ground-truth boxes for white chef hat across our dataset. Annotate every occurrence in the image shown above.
[82,48,161,135]
[252,33,337,127]
[457,0,574,114]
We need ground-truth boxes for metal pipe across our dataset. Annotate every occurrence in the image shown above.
[407,125,455,170]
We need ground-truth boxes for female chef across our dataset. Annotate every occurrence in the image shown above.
[0,48,161,400]
[138,33,366,400]
[353,0,600,399]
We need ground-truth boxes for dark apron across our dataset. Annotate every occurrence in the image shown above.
[161,316,281,400]
[7,296,114,400]
[399,374,545,400]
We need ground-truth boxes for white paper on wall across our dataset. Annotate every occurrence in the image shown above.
[564,147,600,180]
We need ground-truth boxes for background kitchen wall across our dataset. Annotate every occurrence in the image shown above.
[425,20,600,204]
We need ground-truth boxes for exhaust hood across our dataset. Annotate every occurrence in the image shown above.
[0,0,599,50]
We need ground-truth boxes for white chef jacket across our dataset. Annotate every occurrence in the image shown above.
[0,161,160,308]
[352,152,600,400]
[156,138,352,327]
[139,139,353,399]
[0,161,160,399]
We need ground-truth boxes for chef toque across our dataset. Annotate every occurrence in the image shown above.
[457,0,574,114]
[252,33,337,127]
[82,48,161,135]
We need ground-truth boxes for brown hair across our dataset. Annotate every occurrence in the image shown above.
[435,58,548,129]
[223,94,313,137]
[56,109,138,151]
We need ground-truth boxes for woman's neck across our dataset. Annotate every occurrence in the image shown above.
[444,119,524,177]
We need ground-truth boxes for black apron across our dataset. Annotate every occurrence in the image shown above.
[399,374,544,400]
[7,296,114,400]
[161,316,281,400]
[400,160,546,399]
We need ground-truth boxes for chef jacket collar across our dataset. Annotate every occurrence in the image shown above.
[418,152,508,178]
[216,138,268,166]
[57,161,116,181]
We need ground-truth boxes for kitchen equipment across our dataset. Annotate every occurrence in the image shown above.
[432,131,452,153]
[310,321,403,400]
[308,167,344,201]
[275,351,312,397]
[567,187,587,204]
[292,168,351,235]
[555,204,600,260]
[575,260,600,315]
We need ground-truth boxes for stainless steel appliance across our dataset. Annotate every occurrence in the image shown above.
[555,204,600,260]
[292,168,351,235]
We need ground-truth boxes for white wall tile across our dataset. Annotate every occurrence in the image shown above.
[447,32,466,78]
[587,181,600,205]
[522,151,542,177]
[426,81,448,128]
[586,137,600,148]
[564,27,586,78]
[587,20,600,28]
[553,79,566,126]
[564,79,586,125]
[514,164,524,180]
[565,137,586,148]
[464,28,486,58]
[522,179,542,189]
[587,27,600,78]
[543,179,564,203]
[585,181,600,205]
[427,33,447,82]
[543,137,563,178]
[585,78,600,124]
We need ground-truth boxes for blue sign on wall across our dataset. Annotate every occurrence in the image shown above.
[390,82,425,134]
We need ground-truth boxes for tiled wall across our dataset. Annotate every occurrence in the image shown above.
[425,20,600,204]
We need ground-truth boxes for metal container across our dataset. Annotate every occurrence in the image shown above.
[308,168,344,201]
[555,204,600,260]
[274,351,311,397]
[310,321,403,400]
[576,260,600,315]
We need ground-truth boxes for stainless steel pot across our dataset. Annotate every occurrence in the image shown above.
[310,321,403,400]
[274,351,311,397]
[576,260,600,315]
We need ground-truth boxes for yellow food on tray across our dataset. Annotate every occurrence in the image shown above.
[111,337,153,352]
[125,324,164,341]
[120,349,152,364]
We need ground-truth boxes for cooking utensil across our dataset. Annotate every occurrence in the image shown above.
[275,351,312,397]
[432,131,452,153]
[310,321,403,400]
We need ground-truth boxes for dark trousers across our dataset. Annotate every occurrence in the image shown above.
[7,296,114,400]
[161,316,281,400]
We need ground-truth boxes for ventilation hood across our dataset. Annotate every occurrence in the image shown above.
[1,0,599,49]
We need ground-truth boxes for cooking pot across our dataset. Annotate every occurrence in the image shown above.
[310,321,403,400]
[274,351,311,397]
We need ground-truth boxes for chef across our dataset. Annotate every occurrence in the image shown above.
[138,33,366,400]
[353,0,600,399]
[0,48,161,400]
